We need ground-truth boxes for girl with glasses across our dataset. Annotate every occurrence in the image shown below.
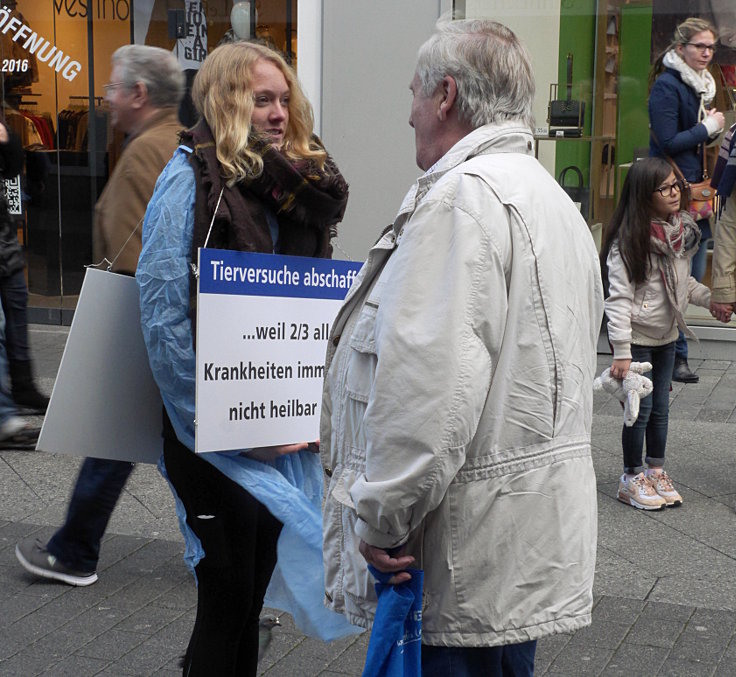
[649,17,725,384]
[601,157,726,511]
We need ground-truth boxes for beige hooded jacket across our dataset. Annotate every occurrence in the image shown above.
[320,123,604,647]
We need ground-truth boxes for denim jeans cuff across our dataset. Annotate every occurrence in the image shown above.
[624,466,643,475]
[645,456,665,468]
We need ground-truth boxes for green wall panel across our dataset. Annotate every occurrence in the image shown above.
[554,0,596,185]
[618,5,653,176]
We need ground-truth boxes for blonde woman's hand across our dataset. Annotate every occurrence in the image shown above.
[610,358,631,379]
[707,108,726,133]
[248,442,309,462]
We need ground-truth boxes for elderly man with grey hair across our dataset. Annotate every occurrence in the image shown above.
[321,18,604,675]
[16,45,184,587]
[93,45,185,275]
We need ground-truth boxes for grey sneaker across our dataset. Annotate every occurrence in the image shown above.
[15,537,98,586]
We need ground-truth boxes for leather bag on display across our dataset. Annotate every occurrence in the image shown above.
[558,165,590,219]
[548,53,585,137]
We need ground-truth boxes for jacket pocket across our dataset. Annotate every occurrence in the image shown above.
[631,288,656,323]
[324,463,376,610]
[345,301,378,403]
[329,467,357,509]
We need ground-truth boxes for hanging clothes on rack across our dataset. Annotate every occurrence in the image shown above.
[19,104,54,149]
[57,98,109,151]
[3,106,44,149]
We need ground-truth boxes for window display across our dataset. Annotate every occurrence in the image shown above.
[0,0,296,322]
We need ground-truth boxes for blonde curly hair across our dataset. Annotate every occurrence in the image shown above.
[192,42,326,185]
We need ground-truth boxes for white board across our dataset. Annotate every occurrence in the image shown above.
[195,249,362,453]
[37,268,164,464]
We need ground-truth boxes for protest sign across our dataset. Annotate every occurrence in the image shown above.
[195,249,362,453]
[37,268,163,463]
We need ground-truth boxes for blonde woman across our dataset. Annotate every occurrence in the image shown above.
[137,42,349,676]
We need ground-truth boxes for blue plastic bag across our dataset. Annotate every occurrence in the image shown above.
[362,566,423,677]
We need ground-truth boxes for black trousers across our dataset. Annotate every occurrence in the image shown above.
[163,435,282,677]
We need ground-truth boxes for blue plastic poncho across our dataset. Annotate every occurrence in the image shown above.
[136,147,360,642]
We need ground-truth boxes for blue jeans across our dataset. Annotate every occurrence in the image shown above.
[676,218,711,359]
[674,329,687,360]
[690,218,711,285]
[422,641,537,677]
[622,342,675,474]
[0,303,17,427]
[0,270,30,362]
[47,457,134,572]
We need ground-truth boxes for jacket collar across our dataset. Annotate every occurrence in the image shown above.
[131,108,180,141]
[393,122,534,234]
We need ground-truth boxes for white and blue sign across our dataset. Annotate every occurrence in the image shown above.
[195,248,363,453]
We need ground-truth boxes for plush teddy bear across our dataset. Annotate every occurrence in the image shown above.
[593,362,653,427]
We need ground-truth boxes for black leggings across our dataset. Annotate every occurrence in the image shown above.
[163,436,282,677]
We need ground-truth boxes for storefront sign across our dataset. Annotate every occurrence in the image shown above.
[53,0,130,21]
[195,248,362,453]
[0,7,81,81]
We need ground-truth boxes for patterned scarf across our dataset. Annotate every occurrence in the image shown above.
[181,119,349,264]
[649,211,701,337]
[181,119,349,332]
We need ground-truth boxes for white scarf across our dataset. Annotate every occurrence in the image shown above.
[663,50,716,122]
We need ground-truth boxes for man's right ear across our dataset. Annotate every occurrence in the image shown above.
[130,81,148,109]
[437,76,458,121]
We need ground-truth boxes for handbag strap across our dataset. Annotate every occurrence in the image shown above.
[558,165,584,187]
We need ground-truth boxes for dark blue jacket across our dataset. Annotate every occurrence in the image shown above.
[648,67,709,183]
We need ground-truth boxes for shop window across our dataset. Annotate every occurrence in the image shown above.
[0,0,296,324]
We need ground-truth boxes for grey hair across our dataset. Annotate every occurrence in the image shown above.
[415,18,535,130]
[111,45,185,109]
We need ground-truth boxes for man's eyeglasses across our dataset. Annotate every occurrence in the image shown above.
[103,81,126,93]
[654,180,683,197]
[686,42,717,55]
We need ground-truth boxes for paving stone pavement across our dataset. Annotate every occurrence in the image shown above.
[2,327,736,676]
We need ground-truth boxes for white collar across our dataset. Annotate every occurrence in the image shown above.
[663,49,716,104]
[392,122,533,232]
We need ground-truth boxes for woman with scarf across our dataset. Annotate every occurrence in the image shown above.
[602,157,718,511]
[136,42,350,676]
[648,17,725,384]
